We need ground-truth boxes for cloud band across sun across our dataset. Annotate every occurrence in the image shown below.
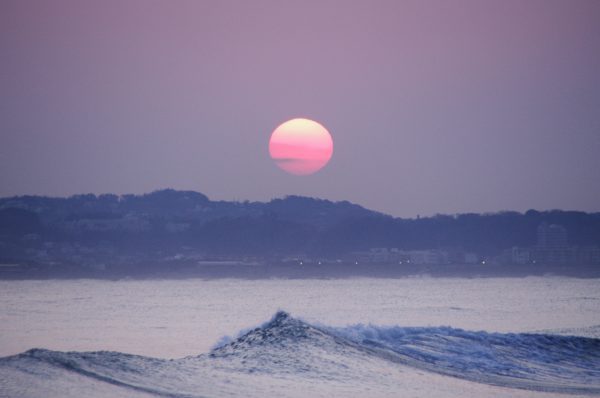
[269,118,333,176]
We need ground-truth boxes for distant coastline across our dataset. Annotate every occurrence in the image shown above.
[1,261,599,281]
[1,189,599,280]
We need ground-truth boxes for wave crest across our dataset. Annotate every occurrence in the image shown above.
[2,311,600,396]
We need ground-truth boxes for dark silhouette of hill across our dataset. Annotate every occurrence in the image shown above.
[0,207,43,236]
[1,190,599,274]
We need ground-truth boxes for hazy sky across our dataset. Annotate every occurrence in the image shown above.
[1,0,599,217]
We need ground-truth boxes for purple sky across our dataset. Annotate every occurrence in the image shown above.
[1,0,599,217]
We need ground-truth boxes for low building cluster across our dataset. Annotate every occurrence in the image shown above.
[346,248,480,265]
[499,223,600,265]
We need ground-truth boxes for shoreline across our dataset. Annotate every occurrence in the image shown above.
[1,262,599,280]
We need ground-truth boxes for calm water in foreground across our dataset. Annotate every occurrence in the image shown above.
[1,277,599,397]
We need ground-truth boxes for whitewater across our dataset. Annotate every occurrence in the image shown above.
[1,277,599,397]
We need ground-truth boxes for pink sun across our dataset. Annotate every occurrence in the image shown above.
[268,118,333,176]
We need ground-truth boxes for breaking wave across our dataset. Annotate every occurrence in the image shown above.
[1,311,599,397]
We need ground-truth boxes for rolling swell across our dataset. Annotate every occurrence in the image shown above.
[327,322,600,394]
[213,311,600,394]
[1,349,196,398]
[1,311,599,397]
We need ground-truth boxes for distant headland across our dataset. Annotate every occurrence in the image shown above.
[1,189,599,279]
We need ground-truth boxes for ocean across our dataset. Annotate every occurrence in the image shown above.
[1,277,599,397]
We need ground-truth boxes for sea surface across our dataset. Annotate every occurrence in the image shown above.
[0,277,599,397]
